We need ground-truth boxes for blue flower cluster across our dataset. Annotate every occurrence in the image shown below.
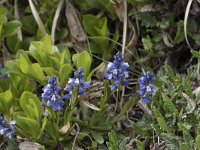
[64,67,90,99]
[41,76,65,111]
[104,52,129,91]
[0,64,8,79]
[138,72,156,103]
[0,116,15,139]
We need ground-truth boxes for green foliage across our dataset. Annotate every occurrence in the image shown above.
[107,130,134,150]
[0,90,13,118]
[15,92,45,139]
[83,14,119,59]
[2,21,22,37]
[1,0,200,149]
[72,51,92,79]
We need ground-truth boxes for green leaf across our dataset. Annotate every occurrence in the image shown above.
[107,31,119,52]
[157,117,170,133]
[119,137,130,149]
[15,116,40,139]
[193,34,200,46]
[29,42,46,66]
[17,50,32,65]
[38,116,47,139]
[72,51,92,78]
[113,96,137,122]
[16,52,46,84]
[151,105,165,120]
[161,133,180,150]
[107,130,118,150]
[131,122,145,136]
[45,121,59,141]
[59,64,72,84]
[2,20,22,37]
[108,130,118,144]
[55,28,68,41]
[0,90,13,118]
[157,18,170,29]
[0,15,7,39]
[64,108,76,124]
[20,92,42,121]
[6,60,23,75]
[30,63,46,83]
[91,131,104,144]
[136,140,144,150]
[196,135,200,150]
[28,35,56,68]
[162,93,179,115]
[138,13,157,28]
[43,67,59,77]
[95,17,107,37]
[142,35,153,52]
[21,15,37,34]
[182,131,194,146]
[0,15,7,25]
[60,49,71,66]
[83,15,108,37]
[83,15,99,36]
[179,143,191,150]
[173,21,184,44]
[41,35,52,55]
[87,62,104,81]
[178,123,192,132]
[6,34,20,54]
[0,5,6,16]
[185,98,196,113]
[191,50,200,60]
[89,106,108,126]
[84,0,115,16]
[151,105,170,133]
[80,101,89,122]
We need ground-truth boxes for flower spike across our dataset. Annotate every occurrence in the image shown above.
[64,67,90,99]
[41,76,64,111]
[104,52,129,91]
[137,72,156,103]
[0,116,15,139]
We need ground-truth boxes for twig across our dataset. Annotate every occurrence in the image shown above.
[14,0,23,41]
[51,0,65,45]
[184,0,193,49]
[122,0,127,56]
[126,21,136,48]
[28,0,46,37]
[120,0,128,110]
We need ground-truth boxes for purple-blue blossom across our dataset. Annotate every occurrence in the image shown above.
[64,67,90,99]
[41,76,64,111]
[0,116,15,139]
[104,52,129,91]
[138,72,156,103]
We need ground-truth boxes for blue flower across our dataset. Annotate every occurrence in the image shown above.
[0,116,15,139]
[137,72,156,103]
[0,64,8,79]
[41,76,64,111]
[104,52,129,91]
[64,67,90,99]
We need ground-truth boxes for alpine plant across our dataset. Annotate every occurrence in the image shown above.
[104,52,129,91]
[41,76,65,111]
[138,72,156,103]
[64,67,90,99]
